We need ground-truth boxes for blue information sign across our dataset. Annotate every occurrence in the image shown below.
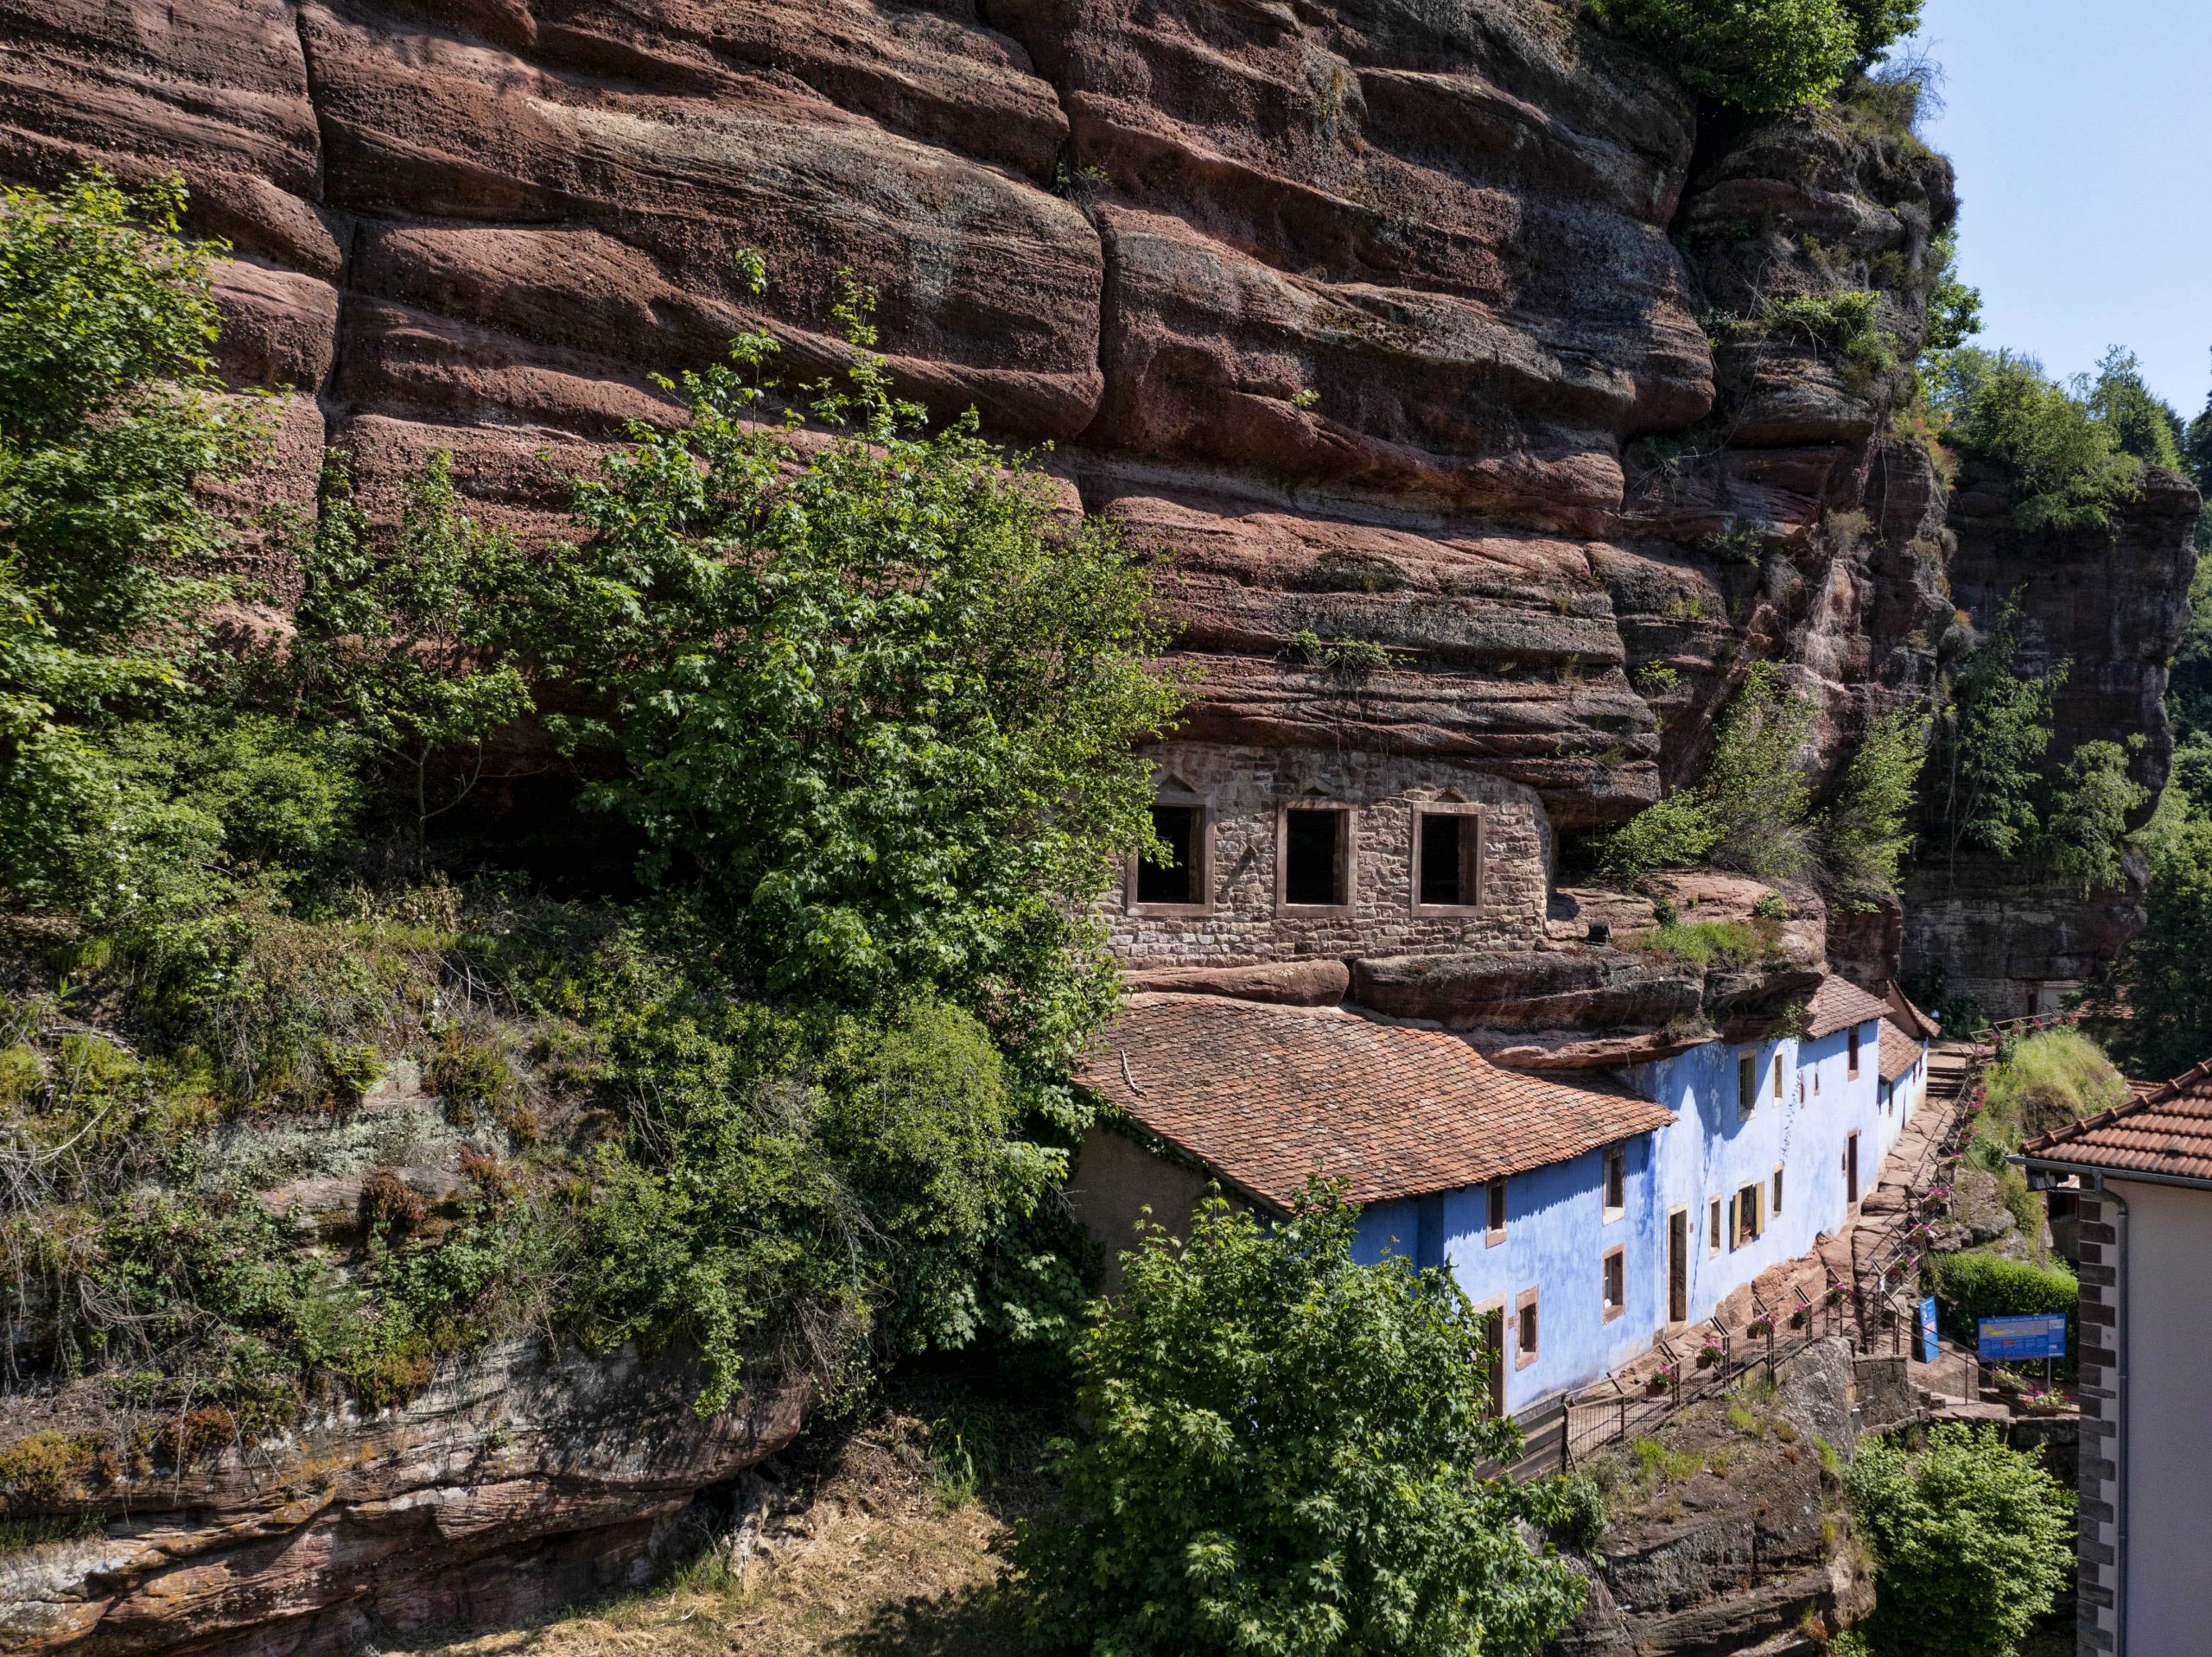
[1977,1313,2068,1362]
[1918,1296,1940,1364]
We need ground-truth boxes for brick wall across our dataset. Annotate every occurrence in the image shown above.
[1104,741,1553,968]
[2075,1195,2119,1655]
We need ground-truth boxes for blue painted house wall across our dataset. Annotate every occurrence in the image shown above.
[1637,1019,1889,1332]
[1346,1014,1907,1413]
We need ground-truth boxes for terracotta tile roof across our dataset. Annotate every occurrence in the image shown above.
[2021,1060,2212,1187]
[1878,1019,1921,1085]
[1077,994,1675,1207]
[1885,982,1942,1041]
[1804,976,1892,1041]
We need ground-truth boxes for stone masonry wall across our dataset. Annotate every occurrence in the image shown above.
[1105,741,1551,969]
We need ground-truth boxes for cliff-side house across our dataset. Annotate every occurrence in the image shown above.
[1075,759,1933,1413]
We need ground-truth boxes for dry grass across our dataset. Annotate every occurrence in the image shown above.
[391,1394,1046,1657]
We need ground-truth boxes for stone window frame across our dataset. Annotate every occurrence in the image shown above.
[1772,1163,1785,1217]
[1601,1144,1627,1224]
[1274,793,1358,917]
[1600,1244,1627,1323]
[1514,1286,1541,1369]
[1125,778,1215,917]
[1408,799,1488,916]
[1707,1196,1723,1257]
[1484,1177,1508,1248]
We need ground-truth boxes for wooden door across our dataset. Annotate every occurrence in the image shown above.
[1477,1308,1506,1416]
[1668,1209,1688,1324]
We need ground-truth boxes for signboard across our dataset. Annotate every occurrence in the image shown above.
[1977,1313,2069,1362]
[1918,1296,1941,1365]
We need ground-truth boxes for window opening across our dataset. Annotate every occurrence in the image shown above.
[1708,1197,1723,1255]
[1516,1291,1540,1367]
[1486,1178,1508,1242]
[1137,803,1202,905]
[1738,1052,1758,1118]
[1284,807,1348,906]
[1772,1165,1785,1216]
[1848,1025,1862,1078]
[1602,1248,1626,1320]
[1603,1146,1626,1216]
[1416,809,1483,908]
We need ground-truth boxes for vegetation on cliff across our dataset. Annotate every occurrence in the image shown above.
[0,172,1180,1436]
[1845,1423,2075,1657]
[1587,0,1922,112]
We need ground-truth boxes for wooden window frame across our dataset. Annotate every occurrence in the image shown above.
[1515,1287,1541,1369]
[1601,1245,1626,1323]
[1772,1164,1785,1216]
[1485,1177,1508,1247]
[1274,797,1357,916]
[1125,786,1215,917]
[1602,1145,1627,1223]
[1408,801,1488,916]
[1772,1051,1784,1101]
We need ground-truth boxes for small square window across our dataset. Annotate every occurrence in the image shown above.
[1603,1146,1626,1219]
[1601,1247,1626,1321]
[1516,1289,1540,1368]
[1136,803,1203,906]
[1280,803,1352,909]
[1486,1178,1508,1244]
[1412,806,1484,911]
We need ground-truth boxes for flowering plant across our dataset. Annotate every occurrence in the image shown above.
[1696,1343,1724,1368]
[1646,1372,1671,1395]
[1745,1317,1774,1339]
[1789,1308,1808,1330]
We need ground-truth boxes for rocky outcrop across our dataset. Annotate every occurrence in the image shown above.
[1548,1338,1872,1657]
[0,1343,806,1657]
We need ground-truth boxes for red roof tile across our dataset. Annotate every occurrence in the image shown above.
[1878,1019,1921,1086]
[1077,994,1675,1207]
[2020,1060,2212,1186]
[1805,976,1892,1041]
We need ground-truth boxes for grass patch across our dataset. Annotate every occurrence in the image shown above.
[1633,918,1778,967]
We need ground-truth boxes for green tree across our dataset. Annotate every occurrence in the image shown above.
[289,451,534,855]
[1818,706,1929,907]
[1601,663,1816,879]
[2088,346,2185,471]
[1931,606,2063,865]
[1937,349,2143,533]
[1009,1190,1585,1657]
[530,275,1185,1072]
[2082,802,2212,1080]
[1845,1422,2074,1657]
[1923,231,1983,356]
[1588,0,1861,111]
[2036,736,2146,890]
[0,169,273,915]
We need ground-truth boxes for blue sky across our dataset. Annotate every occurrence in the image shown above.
[1910,0,2212,416]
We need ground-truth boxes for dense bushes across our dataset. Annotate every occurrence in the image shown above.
[2082,803,2212,1080]
[1928,1254,2078,1348]
[1008,1190,1585,1657]
[1846,1422,2074,1657]
[1600,665,1927,906]
[0,173,1178,1428]
[1587,0,1921,113]
[1935,349,2145,533]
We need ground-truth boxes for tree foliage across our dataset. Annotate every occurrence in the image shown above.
[1936,349,2144,533]
[1588,0,1919,113]
[2082,801,2212,1080]
[1817,707,1929,908]
[1845,1423,2075,1657]
[1929,606,2063,864]
[525,281,1184,1075]
[1601,663,1815,879]
[1009,1190,1586,1657]
[0,168,277,917]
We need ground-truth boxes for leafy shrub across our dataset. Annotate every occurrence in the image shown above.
[1521,1472,1608,1550]
[1929,1252,2077,1347]
[1817,708,1929,908]
[1007,1190,1585,1657]
[1600,663,1815,879]
[1928,604,2063,866]
[1937,349,2144,533]
[1588,0,1916,112]
[2037,737,2147,890]
[1846,1422,2074,1657]
[2083,799,2212,1079]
